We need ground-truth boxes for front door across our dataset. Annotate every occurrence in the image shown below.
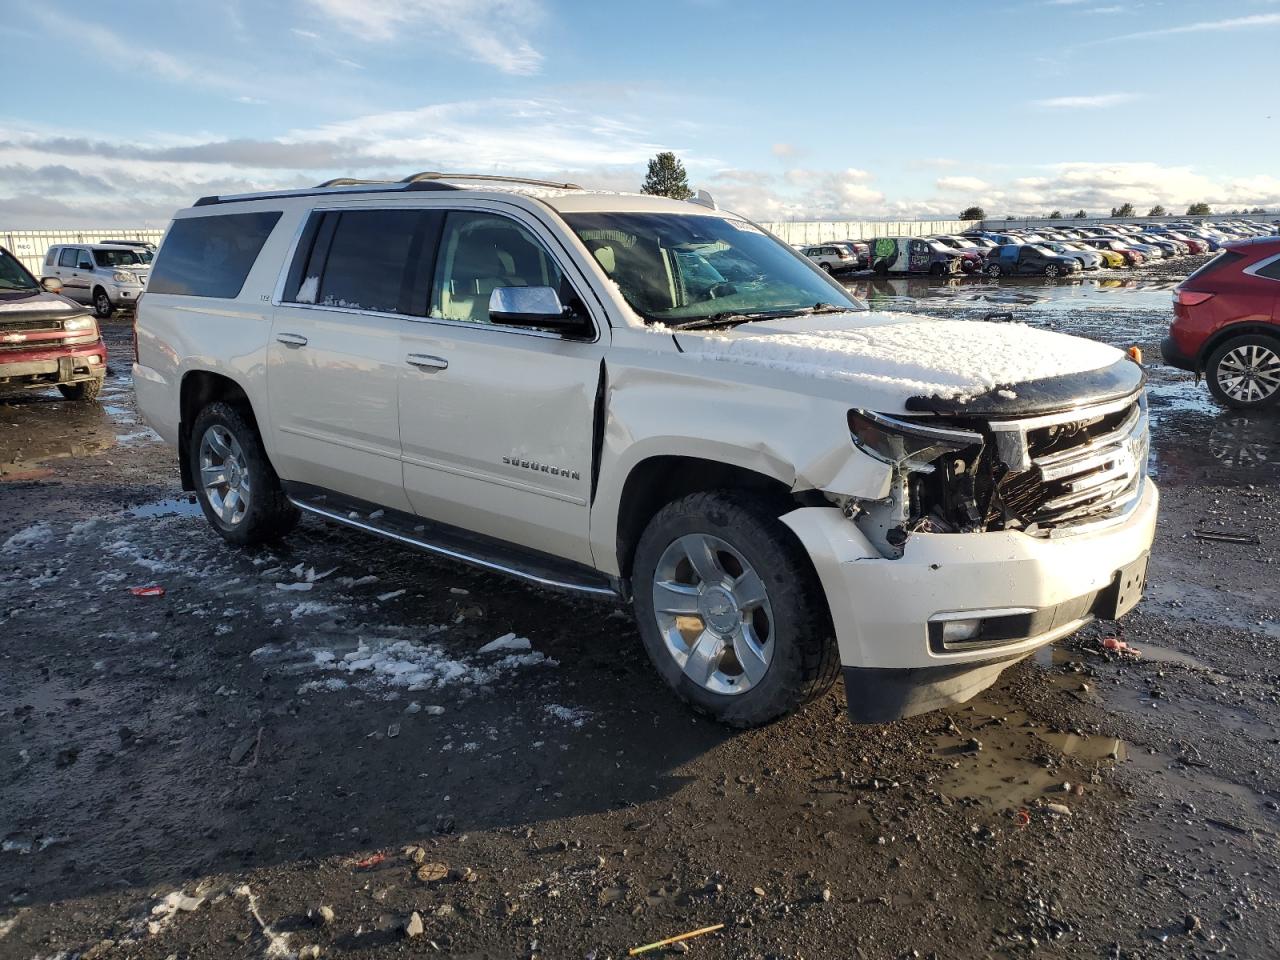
[398,208,606,565]
[266,208,428,512]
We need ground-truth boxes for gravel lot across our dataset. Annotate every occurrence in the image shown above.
[2,261,1278,959]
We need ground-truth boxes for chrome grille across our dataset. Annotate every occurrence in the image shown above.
[995,398,1148,530]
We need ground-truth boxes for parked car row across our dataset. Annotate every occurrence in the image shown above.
[800,220,1277,278]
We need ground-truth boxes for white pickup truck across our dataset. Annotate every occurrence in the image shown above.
[134,173,1158,727]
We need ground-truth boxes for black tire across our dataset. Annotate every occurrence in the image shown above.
[928,262,943,276]
[873,261,889,276]
[1044,263,1060,278]
[93,288,113,320]
[986,263,1002,278]
[188,401,298,545]
[1205,333,1280,410]
[57,378,102,402]
[820,262,832,274]
[631,491,840,728]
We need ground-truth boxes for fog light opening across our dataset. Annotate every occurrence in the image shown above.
[940,618,983,644]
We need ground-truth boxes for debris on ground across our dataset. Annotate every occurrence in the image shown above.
[628,922,725,956]
[404,911,424,938]
[1192,529,1261,545]
[128,585,165,597]
[1101,637,1142,658]
[351,852,386,870]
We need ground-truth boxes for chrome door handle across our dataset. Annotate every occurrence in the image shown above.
[406,354,448,371]
[276,333,308,347]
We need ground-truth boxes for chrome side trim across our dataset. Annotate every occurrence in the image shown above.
[289,498,618,598]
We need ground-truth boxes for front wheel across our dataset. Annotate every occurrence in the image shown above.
[820,262,832,274]
[93,289,113,319]
[1205,334,1280,410]
[1044,264,1060,278]
[57,378,102,402]
[188,401,298,544]
[631,491,839,727]
[986,263,1002,277]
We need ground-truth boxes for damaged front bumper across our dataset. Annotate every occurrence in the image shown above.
[781,479,1158,722]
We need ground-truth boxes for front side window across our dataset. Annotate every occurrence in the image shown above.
[430,211,568,325]
[149,211,281,298]
[0,249,37,291]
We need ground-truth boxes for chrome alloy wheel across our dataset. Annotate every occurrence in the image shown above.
[1217,344,1280,404]
[198,424,251,526]
[651,534,774,696]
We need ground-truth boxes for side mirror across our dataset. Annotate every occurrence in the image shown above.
[79,263,94,271]
[488,286,585,331]
[41,277,63,293]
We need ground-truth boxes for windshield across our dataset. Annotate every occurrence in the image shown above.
[563,212,864,325]
[94,248,145,267]
[0,249,38,291]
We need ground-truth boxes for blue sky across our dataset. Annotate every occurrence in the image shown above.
[1,0,1277,226]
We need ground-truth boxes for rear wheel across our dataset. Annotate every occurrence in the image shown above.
[1205,334,1280,410]
[188,401,298,544]
[820,262,832,274]
[631,491,839,727]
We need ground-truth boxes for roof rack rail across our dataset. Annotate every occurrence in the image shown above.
[314,177,394,188]
[399,171,584,190]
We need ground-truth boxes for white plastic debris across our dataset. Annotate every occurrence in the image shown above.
[478,632,532,654]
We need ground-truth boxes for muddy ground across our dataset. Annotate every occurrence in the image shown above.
[2,259,1278,959]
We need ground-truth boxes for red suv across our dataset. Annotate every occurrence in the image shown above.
[1162,237,1280,409]
[0,246,106,401]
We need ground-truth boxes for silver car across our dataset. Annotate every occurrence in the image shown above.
[43,243,150,318]
[801,243,857,274]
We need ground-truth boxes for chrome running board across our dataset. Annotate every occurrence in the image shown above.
[285,483,620,600]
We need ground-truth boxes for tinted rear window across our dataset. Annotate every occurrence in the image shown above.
[149,211,281,298]
[1256,257,1280,281]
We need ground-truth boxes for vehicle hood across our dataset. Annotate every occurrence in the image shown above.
[0,289,90,324]
[672,310,1138,415]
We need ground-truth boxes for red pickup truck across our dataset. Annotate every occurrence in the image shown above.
[0,245,106,401]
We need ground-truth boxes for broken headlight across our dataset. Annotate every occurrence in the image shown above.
[848,409,983,473]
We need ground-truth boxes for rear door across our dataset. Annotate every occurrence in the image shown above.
[397,205,606,565]
[267,207,431,512]
[59,247,90,302]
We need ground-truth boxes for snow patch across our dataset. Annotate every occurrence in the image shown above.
[478,632,531,654]
[544,703,592,728]
[682,312,1121,402]
[2,521,52,552]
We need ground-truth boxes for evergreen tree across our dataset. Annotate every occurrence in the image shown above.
[1047,210,1063,219]
[959,206,986,221]
[641,152,693,200]
[1111,203,1135,218]
[1186,202,1212,216]
[1147,205,1167,217]
[1073,209,1088,219]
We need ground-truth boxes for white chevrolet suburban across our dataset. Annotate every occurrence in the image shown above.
[134,173,1158,727]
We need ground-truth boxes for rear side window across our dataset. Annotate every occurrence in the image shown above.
[58,248,77,268]
[1254,257,1280,281]
[149,211,281,298]
[284,209,441,314]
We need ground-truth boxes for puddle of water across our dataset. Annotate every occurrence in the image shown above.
[127,497,203,519]
[934,696,1126,808]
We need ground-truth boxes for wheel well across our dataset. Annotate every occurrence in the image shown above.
[92,285,107,297]
[178,371,258,490]
[614,456,794,580]
[1198,323,1280,370]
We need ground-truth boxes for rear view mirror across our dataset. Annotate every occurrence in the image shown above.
[40,277,63,293]
[489,286,584,331]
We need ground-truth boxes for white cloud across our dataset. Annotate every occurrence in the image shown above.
[936,175,992,193]
[1032,92,1142,109]
[301,0,545,74]
[1096,12,1280,43]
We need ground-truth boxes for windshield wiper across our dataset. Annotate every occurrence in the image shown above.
[671,303,855,331]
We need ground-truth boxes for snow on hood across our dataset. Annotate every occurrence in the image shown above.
[677,311,1123,404]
